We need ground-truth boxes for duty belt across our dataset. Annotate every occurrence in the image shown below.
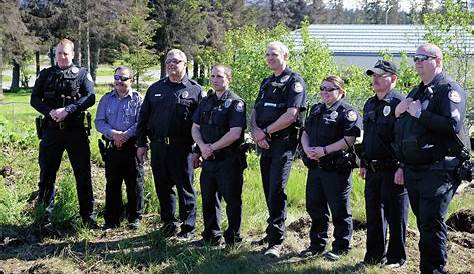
[367,159,399,172]
[406,156,457,171]
[155,136,190,145]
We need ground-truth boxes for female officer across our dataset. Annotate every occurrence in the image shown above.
[300,75,362,260]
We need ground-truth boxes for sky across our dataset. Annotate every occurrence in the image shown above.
[342,0,413,12]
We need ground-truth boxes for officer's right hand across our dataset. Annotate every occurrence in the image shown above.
[359,167,367,179]
[252,128,266,144]
[394,167,404,185]
[395,98,413,118]
[136,147,147,163]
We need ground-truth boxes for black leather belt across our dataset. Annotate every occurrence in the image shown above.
[154,137,190,145]
[367,159,399,172]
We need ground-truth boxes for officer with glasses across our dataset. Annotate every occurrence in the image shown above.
[95,66,144,230]
[359,60,408,268]
[300,75,362,261]
[393,43,470,274]
[136,49,203,240]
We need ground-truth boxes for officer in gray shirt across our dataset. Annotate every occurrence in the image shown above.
[95,66,144,230]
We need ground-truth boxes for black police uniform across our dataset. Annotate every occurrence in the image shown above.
[136,74,203,234]
[192,90,247,244]
[95,90,145,228]
[361,89,409,265]
[303,99,362,254]
[30,64,95,224]
[254,67,306,246]
[393,72,470,274]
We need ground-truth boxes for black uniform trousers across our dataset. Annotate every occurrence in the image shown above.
[259,136,296,246]
[150,142,196,233]
[364,168,409,264]
[38,128,94,222]
[104,145,144,227]
[306,167,352,252]
[200,155,243,244]
[404,165,458,274]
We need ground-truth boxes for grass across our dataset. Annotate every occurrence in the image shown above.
[0,91,473,273]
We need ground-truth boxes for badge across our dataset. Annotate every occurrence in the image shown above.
[293,82,303,93]
[224,99,232,108]
[346,110,357,122]
[235,101,244,112]
[86,73,93,82]
[280,75,290,83]
[71,67,79,74]
[182,91,189,98]
[383,105,391,117]
[448,90,461,103]
[330,111,338,120]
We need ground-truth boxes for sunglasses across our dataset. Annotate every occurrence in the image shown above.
[320,86,339,92]
[114,75,131,81]
[413,54,437,62]
[375,60,392,67]
[165,59,184,65]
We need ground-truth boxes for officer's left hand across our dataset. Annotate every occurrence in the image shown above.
[257,139,270,150]
[313,147,326,160]
[252,128,267,143]
[394,167,404,185]
[51,108,69,122]
[406,100,422,117]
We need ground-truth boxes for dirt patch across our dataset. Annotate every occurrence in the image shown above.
[449,232,474,249]
[447,208,474,233]
[287,216,311,239]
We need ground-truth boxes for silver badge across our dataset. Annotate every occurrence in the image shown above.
[280,75,290,83]
[383,105,391,117]
[346,110,357,122]
[330,111,338,120]
[448,90,461,103]
[293,82,303,93]
[235,101,244,112]
[224,99,232,108]
[71,67,79,74]
[182,91,189,98]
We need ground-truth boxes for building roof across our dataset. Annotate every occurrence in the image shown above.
[291,24,474,56]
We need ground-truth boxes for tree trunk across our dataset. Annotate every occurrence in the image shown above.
[11,60,20,90]
[136,72,140,92]
[75,27,82,67]
[49,47,55,66]
[90,41,99,83]
[0,46,3,97]
[82,23,91,72]
[35,51,40,76]
[160,55,166,80]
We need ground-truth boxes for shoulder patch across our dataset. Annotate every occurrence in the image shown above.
[235,100,244,112]
[293,82,303,93]
[383,105,391,117]
[346,110,357,122]
[86,73,93,82]
[448,90,461,103]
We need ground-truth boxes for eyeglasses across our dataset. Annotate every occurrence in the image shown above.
[114,75,131,81]
[413,54,437,62]
[165,59,184,65]
[320,86,339,92]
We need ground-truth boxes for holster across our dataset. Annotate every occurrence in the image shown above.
[35,115,44,139]
[82,111,92,136]
[98,138,107,161]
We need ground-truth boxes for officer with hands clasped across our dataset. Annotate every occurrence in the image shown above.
[191,64,247,247]
[300,75,362,261]
[360,60,409,268]
[95,66,144,230]
[136,49,203,240]
[251,41,306,258]
[393,43,470,274]
[30,38,96,228]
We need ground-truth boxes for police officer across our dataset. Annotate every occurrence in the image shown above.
[30,38,96,227]
[95,66,144,230]
[251,41,306,258]
[300,75,362,261]
[136,49,203,239]
[191,64,246,246]
[393,43,470,274]
[360,60,409,267]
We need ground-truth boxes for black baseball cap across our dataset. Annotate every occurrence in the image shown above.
[366,60,398,76]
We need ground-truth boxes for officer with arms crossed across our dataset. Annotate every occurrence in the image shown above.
[360,60,409,268]
[95,66,144,230]
[191,64,247,247]
[136,49,203,240]
[251,41,306,258]
[393,43,470,274]
[30,38,96,228]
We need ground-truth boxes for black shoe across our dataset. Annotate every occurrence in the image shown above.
[324,249,349,261]
[128,219,140,230]
[384,259,405,269]
[160,222,179,237]
[251,236,268,246]
[176,230,195,241]
[299,247,325,258]
[83,218,99,230]
[195,237,223,247]
[103,223,120,230]
[264,244,282,258]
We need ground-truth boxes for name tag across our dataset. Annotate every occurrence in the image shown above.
[155,94,161,97]
[264,102,277,107]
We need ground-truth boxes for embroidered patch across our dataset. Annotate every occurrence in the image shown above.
[224,99,232,108]
[330,111,338,120]
[448,90,461,103]
[181,91,189,98]
[280,75,290,83]
[71,67,79,74]
[346,110,357,122]
[235,101,244,112]
[293,82,303,93]
[383,105,391,117]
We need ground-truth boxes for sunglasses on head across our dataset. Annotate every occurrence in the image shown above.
[114,75,131,81]
[413,54,437,62]
[320,86,339,92]
[165,59,184,65]
[375,60,391,67]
